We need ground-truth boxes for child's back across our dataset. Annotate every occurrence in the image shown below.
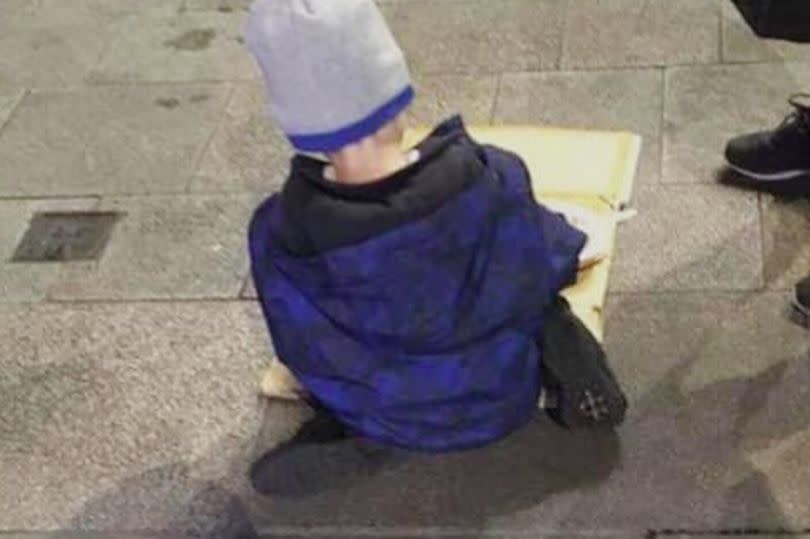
[250,114,589,450]
[245,0,627,461]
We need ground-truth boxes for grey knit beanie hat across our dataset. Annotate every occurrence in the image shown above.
[245,0,414,153]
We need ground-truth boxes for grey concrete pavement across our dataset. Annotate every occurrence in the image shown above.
[561,0,721,69]
[1,0,809,538]
[609,184,763,292]
[0,85,231,197]
[494,68,664,186]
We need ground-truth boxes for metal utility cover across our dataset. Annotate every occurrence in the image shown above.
[12,211,122,263]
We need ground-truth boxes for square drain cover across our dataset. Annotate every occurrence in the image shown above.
[12,211,122,263]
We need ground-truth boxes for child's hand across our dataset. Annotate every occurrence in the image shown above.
[545,201,610,270]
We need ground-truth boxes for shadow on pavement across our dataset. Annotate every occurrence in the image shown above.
[71,461,261,539]
[606,275,810,533]
[71,403,622,538]
[247,414,622,536]
[717,167,810,197]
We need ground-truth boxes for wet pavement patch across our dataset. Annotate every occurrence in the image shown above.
[164,28,216,51]
[12,211,123,263]
[155,97,181,109]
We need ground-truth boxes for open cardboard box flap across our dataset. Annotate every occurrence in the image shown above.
[404,125,640,207]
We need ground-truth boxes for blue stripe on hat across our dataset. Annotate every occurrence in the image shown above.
[287,86,415,153]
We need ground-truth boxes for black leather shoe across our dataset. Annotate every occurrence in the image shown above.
[725,95,810,182]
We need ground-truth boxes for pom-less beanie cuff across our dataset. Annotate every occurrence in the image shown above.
[286,86,415,153]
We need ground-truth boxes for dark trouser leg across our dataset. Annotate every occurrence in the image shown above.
[539,296,628,428]
[249,402,352,494]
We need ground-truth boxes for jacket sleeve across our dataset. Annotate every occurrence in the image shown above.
[480,145,586,292]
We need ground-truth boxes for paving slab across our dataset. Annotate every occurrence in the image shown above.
[6,0,184,25]
[609,184,762,293]
[0,22,112,88]
[0,198,99,303]
[0,85,229,198]
[761,195,810,291]
[378,0,565,75]
[494,68,663,186]
[89,12,256,83]
[664,62,810,184]
[562,0,720,69]
[191,75,498,194]
[191,84,288,194]
[2,0,30,20]
[48,195,257,301]
[605,292,810,403]
[408,74,499,126]
[0,301,290,534]
[722,2,810,63]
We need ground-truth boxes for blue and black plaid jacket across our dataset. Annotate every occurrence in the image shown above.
[249,119,585,452]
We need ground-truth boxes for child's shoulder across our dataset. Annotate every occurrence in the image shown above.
[247,193,282,245]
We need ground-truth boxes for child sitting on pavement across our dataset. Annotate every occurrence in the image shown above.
[245,0,628,490]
